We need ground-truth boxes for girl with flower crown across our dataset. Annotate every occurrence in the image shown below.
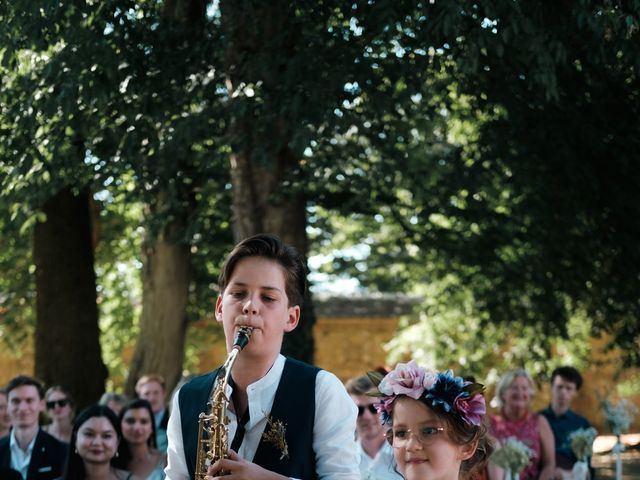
[370,360,493,480]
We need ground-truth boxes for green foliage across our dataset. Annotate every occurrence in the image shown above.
[1,0,639,383]
[311,0,640,367]
[0,215,35,351]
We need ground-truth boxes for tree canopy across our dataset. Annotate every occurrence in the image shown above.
[1,1,639,401]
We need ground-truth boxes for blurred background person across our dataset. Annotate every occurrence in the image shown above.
[62,404,129,480]
[114,399,166,479]
[0,375,67,480]
[43,385,74,444]
[135,375,168,453]
[99,392,127,417]
[0,388,11,438]
[488,368,555,480]
[345,374,402,480]
[539,366,593,478]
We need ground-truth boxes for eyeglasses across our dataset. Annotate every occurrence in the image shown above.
[46,399,69,410]
[385,426,445,448]
[357,404,378,416]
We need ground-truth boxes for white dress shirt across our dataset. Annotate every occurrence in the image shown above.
[165,354,360,479]
[10,429,37,480]
[357,440,402,480]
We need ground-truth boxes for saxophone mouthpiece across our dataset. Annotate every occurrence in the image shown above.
[233,326,253,350]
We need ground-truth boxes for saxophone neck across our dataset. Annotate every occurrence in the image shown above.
[233,326,253,350]
[219,326,253,387]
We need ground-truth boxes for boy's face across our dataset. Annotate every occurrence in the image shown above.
[138,381,166,413]
[8,385,44,429]
[216,256,299,358]
[550,376,578,412]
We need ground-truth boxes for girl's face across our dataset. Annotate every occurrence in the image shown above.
[121,407,154,445]
[76,416,119,464]
[390,397,476,480]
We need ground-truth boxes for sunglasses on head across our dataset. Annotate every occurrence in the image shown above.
[357,404,377,416]
[46,399,69,409]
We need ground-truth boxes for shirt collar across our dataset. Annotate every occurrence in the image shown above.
[244,354,286,430]
[546,405,573,419]
[9,428,38,455]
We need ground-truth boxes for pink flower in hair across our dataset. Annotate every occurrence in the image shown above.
[378,360,435,399]
[453,393,486,426]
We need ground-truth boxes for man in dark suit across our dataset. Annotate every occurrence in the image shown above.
[0,376,67,480]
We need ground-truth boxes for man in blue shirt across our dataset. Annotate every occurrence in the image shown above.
[540,366,593,477]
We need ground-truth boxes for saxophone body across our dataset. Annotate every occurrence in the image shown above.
[195,326,253,480]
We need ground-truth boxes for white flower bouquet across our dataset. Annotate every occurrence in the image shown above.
[568,427,597,480]
[491,437,534,478]
[601,399,637,436]
[568,427,598,461]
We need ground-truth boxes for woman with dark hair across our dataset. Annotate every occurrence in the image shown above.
[63,405,131,480]
[114,399,166,479]
[44,385,75,444]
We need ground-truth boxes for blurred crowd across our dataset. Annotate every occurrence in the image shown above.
[0,373,170,480]
[0,365,594,480]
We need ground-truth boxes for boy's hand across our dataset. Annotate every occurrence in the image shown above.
[207,449,289,480]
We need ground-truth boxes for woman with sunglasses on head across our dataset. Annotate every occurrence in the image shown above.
[44,385,75,444]
[370,361,493,480]
[63,404,131,480]
[113,399,166,479]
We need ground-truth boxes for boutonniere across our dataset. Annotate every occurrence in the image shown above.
[262,414,290,460]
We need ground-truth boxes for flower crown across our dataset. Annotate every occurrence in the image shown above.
[368,360,486,426]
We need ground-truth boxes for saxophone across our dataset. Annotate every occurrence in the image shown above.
[195,326,253,479]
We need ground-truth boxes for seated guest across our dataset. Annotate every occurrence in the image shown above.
[135,374,169,452]
[488,368,555,480]
[0,388,11,438]
[62,404,130,480]
[43,385,74,444]
[99,392,127,417]
[114,399,166,479]
[345,374,402,480]
[0,375,67,480]
[539,367,593,477]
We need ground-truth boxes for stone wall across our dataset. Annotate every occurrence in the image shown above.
[1,293,638,434]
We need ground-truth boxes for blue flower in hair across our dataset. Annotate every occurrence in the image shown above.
[426,370,465,412]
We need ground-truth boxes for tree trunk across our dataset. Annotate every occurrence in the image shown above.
[229,148,315,363]
[33,187,107,410]
[125,218,191,397]
[221,0,316,363]
[123,0,205,397]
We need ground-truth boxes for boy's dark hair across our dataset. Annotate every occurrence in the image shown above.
[551,366,583,390]
[218,233,307,307]
[6,375,44,399]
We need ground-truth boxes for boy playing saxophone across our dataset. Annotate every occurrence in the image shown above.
[165,233,360,479]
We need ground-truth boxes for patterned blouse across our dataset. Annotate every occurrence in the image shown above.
[489,412,542,480]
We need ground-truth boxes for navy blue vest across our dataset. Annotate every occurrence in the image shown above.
[179,358,319,479]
